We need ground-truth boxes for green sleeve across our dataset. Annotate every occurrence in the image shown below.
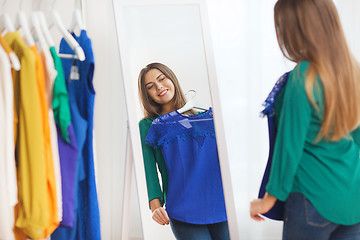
[139,118,165,205]
[266,62,312,201]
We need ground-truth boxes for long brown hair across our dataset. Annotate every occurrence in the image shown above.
[138,63,188,118]
[274,0,360,141]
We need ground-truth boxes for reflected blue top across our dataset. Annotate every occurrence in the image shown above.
[146,108,227,224]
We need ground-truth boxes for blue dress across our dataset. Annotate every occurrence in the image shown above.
[52,30,101,240]
[146,108,227,224]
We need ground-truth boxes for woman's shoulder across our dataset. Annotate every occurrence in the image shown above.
[286,60,311,87]
[139,117,156,127]
[298,60,311,70]
[291,60,311,78]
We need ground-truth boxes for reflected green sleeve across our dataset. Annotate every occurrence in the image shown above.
[266,63,312,201]
[139,118,165,205]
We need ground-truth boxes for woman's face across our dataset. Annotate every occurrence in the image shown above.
[144,68,175,107]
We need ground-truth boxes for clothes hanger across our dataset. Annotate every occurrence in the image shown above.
[177,90,209,114]
[37,12,55,47]
[33,0,55,47]
[0,0,21,70]
[31,12,49,51]
[52,10,85,61]
[0,14,15,34]
[69,9,85,33]
[0,0,15,34]
[15,11,36,46]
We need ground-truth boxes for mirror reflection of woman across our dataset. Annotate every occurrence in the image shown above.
[250,0,360,239]
[138,63,230,240]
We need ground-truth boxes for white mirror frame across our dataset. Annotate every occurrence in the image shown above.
[112,0,239,238]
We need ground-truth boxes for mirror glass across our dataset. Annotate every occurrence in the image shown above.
[123,4,212,119]
[113,1,234,239]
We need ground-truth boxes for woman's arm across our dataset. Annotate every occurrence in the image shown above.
[139,119,169,225]
[139,119,165,203]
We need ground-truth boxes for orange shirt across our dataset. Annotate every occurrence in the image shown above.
[30,45,59,237]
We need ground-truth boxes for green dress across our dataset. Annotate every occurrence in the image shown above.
[266,61,360,225]
[139,118,168,206]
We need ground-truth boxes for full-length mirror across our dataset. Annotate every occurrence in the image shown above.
[113,0,238,239]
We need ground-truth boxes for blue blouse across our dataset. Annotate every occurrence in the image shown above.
[146,108,227,224]
[52,30,100,240]
[258,72,290,220]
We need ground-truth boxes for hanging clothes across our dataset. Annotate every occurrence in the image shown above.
[4,31,48,240]
[0,42,17,240]
[52,30,100,240]
[145,108,227,224]
[50,46,79,228]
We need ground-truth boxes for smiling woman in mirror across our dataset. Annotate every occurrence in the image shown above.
[138,63,230,240]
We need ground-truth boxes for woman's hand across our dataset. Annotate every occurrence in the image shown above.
[250,192,277,221]
[152,207,170,225]
[149,198,170,225]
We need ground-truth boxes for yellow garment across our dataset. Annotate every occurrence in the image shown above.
[3,32,55,240]
[30,45,59,237]
[0,35,14,55]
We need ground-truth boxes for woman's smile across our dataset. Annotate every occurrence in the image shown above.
[158,89,168,97]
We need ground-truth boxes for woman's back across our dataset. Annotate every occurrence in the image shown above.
[266,61,360,225]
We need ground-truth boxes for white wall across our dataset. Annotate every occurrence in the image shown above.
[206,0,289,238]
[86,0,128,239]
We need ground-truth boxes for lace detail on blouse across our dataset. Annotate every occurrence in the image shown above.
[145,108,216,149]
[260,72,290,118]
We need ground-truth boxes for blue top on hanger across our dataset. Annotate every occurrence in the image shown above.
[146,108,227,224]
[52,30,100,240]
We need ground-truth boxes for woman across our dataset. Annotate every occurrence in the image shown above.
[138,63,229,240]
[250,0,360,239]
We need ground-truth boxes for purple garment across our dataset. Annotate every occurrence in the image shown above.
[57,124,79,227]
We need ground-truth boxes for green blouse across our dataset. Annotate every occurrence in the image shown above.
[139,118,168,206]
[266,61,360,225]
[51,46,71,143]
